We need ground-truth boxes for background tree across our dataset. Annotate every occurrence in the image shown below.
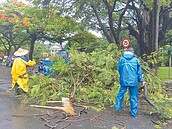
[0,1,31,54]
[66,31,100,53]
[0,0,84,59]
[28,0,172,56]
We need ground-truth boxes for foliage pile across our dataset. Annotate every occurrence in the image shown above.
[28,43,172,119]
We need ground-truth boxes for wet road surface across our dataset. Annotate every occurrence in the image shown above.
[0,65,171,129]
[0,65,47,129]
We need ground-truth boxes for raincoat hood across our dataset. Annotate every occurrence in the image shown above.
[122,51,135,60]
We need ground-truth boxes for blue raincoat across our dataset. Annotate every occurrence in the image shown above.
[38,65,52,76]
[114,51,144,117]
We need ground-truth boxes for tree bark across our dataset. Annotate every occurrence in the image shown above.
[153,0,160,74]
[153,0,160,52]
[29,33,36,60]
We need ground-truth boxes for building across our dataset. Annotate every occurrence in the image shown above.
[50,44,63,56]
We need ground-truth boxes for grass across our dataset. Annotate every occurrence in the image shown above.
[158,67,172,81]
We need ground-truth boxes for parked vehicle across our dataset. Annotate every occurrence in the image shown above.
[2,56,8,65]
[0,54,4,63]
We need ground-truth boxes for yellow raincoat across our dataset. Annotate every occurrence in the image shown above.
[11,58,36,92]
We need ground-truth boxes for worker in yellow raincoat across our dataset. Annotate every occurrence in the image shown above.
[11,48,36,95]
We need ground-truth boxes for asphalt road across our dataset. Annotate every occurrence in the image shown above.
[0,65,47,129]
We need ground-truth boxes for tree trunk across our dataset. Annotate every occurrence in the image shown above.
[91,4,113,43]
[153,0,160,74]
[153,0,160,52]
[159,9,169,46]
[29,34,36,60]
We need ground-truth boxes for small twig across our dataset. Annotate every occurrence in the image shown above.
[70,71,88,98]
[90,114,101,121]
[47,111,62,120]
[40,116,50,123]
[114,120,126,129]
[59,123,71,129]
[12,113,47,117]
[78,107,88,116]
[69,71,77,98]
[62,114,102,123]
[45,116,70,129]
[45,123,58,129]
[151,120,159,125]
[35,113,51,117]
[12,114,33,117]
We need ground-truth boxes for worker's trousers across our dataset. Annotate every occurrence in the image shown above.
[114,86,138,117]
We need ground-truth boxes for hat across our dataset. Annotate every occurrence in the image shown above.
[126,47,134,52]
[14,48,29,56]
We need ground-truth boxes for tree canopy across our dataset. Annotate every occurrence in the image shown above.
[27,0,172,55]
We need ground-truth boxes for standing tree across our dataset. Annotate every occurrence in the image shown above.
[0,0,83,59]
[28,0,172,56]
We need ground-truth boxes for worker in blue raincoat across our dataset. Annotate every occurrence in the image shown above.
[11,48,36,95]
[37,62,52,76]
[114,47,146,117]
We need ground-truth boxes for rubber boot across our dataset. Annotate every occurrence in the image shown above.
[14,86,20,95]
